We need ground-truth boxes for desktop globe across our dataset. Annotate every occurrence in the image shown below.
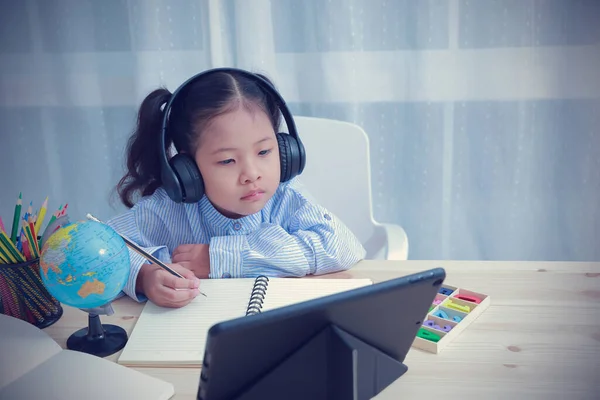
[39,219,130,309]
[39,219,132,357]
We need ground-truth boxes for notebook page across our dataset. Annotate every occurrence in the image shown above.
[260,278,373,311]
[117,278,256,367]
[0,314,62,389]
[0,350,175,400]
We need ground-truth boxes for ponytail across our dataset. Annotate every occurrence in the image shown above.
[116,88,172,208]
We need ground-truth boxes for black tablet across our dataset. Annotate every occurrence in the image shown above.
[197,267,446,400]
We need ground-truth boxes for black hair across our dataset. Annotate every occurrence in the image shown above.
[116,70,281,208]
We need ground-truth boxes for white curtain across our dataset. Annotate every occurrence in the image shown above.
[1,0,599,261]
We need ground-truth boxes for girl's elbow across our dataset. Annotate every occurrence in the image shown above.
[346,243,367,268]
[327,241,366,272]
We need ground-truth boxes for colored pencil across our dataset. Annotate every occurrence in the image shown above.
[0,248,9,263]
[22,221,39,259]
[47,204,62,227]
[21,234,31,260]
[1,194,67,264]
[26,201,32,220]
[10,193,22,242]
[34,197,48,234]
[0,230,25,263]
[40,215,70,248]
[28,221,39,255]
[0,236,19,263]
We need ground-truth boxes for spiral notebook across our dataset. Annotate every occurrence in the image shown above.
[117,277,373,367]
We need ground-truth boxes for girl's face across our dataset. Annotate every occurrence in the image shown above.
[194,105,281,219]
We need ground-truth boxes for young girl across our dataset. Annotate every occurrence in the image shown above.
[107,68,366,308]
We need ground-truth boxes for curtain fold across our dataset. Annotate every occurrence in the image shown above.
[1,0,599,261]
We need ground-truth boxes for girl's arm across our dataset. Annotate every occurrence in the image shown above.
[208,186,366,279]
[107,206,172,302]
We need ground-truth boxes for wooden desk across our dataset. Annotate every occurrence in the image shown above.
[44,260,600,399]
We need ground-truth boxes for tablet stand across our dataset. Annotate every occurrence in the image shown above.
[233,324,407,400]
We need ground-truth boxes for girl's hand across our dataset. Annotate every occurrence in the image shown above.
[172,244,211,279]
[136,262,201,308]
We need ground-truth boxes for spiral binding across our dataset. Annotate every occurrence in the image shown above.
[245,275,269,316]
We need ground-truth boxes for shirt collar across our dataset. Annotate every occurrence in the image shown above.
[198,195,263,235]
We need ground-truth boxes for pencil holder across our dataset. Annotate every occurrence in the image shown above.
[0,258,63,329]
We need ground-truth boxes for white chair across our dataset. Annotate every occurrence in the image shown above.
[292,116,409,260]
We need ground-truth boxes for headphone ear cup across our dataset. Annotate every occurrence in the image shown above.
[277,132,304,182]
[161,157,184,204]
[169,154,204,203]
[277,133,291,182]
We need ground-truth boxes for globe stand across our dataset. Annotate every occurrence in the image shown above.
[66,303,128,358]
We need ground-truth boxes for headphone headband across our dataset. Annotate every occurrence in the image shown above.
[160,67,300,154]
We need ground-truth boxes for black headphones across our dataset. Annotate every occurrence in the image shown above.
[159,67,306,203]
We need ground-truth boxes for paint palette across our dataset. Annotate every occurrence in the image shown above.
[411,283,491,353]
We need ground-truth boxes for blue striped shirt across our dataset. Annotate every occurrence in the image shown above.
[107,178,366,302]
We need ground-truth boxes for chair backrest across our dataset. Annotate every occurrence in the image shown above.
[293,116,376,245]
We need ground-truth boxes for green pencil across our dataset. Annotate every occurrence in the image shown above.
[46,204,62,228]
[11,192,22,242]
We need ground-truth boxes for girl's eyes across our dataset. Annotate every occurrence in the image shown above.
[217,149,272,165]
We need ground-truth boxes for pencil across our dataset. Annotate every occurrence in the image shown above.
[10,192,22,242]
[28,221,39,255]
[21,233,32,260]
[40,215,69,248]
[86,213,207,296]
[0,242,12,263]
[34,197,48,235]
[47,204,62,227]
[22,221,38,259]
[26,201,33,219]
[0,231,24,262]
[0,216,6,234]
